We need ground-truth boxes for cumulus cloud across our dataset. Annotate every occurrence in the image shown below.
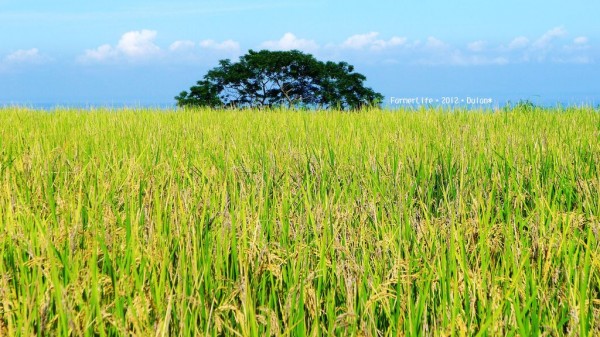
[341,32,378,49]
[73,26,593,67]
[532,26,567,49]
[341,32,406,50]
[417,49,509,66]
[169,39,240,53]
[552,55,592,64]
[79,29,161,63]
[563,36,591,53]
[372,37,407,50]
[117,30,160,57]
[81,44,117,62]
[199,39,240,52]
[424,37,448,50]
[4,48,48,64]
[467,40,486,52]
[457,55,509,66]
[504,28,593,64]
[79,29,243,65]
[573,36,588,45]
[507,36,529,50]
[336,34,512,66]
[0,48,51,73]
[260,33,319,52]
[568,56,592,64]
[169,40,196,52]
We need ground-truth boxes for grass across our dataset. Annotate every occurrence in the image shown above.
[0,106,599,336]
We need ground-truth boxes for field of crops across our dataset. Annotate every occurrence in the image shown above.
[1,107,599,336]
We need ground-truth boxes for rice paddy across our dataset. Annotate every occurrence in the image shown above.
[1,106,599,336]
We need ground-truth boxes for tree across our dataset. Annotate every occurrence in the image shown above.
[175,50,383,110]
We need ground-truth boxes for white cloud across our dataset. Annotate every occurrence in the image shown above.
[0,48,50,72]
[169,40,196,52]
[424,37,448,50]
[417,50,509,66]
[341,32,406,50]
[199,39,240,52]
[467,40,486,52]
[72,26,592,67]
[342,32,379,49]
[79,30,243,65]
[461,55,509,66]
[372,36,407,50]
[170,39,240,53]
[553,56,592,64]
[117,30,160,57]
[573,36,588,45]
[79,29,161,63]
[507,36,529,50]
[532,26,567,49]
[260,33,319,52]
[569,56,592,64]
[4,48,47,64]
[500,30,592,64]
[563,36,591,53]
[81,44,117,62]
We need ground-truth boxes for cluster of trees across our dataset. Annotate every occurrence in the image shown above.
[175,50,383,110]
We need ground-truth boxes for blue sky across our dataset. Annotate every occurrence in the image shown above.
[1,0,599,106]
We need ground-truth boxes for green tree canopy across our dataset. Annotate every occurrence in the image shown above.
[175,50,383,110]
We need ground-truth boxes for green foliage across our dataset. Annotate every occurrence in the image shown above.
[1,107,599,336]
[174,80,222,108]
[175,50,383,110]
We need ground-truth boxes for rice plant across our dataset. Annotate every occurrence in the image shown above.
[0,106,599,336]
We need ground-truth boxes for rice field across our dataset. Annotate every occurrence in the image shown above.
[0,107,599,336]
